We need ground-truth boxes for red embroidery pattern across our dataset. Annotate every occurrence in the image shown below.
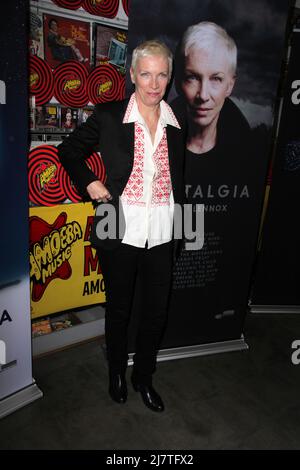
[122,123,145,204]
[164,102,181,128]
[151,129,172,206]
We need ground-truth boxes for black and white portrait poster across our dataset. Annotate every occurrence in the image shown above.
[127,0,292,349]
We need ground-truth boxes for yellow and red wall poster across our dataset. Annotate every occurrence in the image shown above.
[29,202,105,319]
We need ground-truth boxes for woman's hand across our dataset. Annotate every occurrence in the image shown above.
[86,180,112,203]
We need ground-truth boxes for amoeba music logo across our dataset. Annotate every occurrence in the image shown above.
[291,340,300,365]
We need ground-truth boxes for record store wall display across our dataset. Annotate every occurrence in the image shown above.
[29,0,129,318]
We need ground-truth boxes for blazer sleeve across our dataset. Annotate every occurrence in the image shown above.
[57,109,101,197]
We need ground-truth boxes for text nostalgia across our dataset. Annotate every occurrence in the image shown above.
[185,183,250,200]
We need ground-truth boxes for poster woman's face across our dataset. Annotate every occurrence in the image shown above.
[181,44,235,129]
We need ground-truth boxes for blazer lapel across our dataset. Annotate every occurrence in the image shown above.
[166,124,180,174]
[121,121,135,168]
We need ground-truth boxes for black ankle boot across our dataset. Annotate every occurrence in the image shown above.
[109,373,127,404]
[131,376,164,412]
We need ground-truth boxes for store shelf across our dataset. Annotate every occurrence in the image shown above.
[32,305,105,357]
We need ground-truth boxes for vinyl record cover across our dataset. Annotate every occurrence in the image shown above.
[79,106,93,125]
[94,24,127,71]
[43,13,90,69]
[35,105,59,130]
[60,106,79,131]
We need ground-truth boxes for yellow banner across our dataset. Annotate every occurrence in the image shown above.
[29,202,105,319]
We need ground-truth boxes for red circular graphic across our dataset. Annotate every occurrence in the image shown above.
[87,64,125,104]
[122,0,129,16]
[82,0,118,18]
[51,0,83,9]
[29,56,54,105]
[53,61,88,107]
[28,145,66,206]
[58,152,106,203]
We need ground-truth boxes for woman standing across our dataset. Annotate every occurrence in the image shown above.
[58,40,185,412]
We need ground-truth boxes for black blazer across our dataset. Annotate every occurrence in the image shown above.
[58,98,186,249]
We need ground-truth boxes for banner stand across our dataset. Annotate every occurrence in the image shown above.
[0,1,43,419]
[126,0,292,355]
[0,381,43,420]
[250,28,300,308]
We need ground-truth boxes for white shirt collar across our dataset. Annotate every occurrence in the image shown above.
[123,93,181,129]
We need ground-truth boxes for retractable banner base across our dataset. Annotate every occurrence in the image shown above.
[127,337,248,365]
[250,305,300,314]
[0,381,43,420]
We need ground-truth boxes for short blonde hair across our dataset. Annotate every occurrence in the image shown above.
[181,21,237,75]
[131,39,173,80]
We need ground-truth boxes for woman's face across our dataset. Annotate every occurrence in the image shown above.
[181,44,235,129]
[130,54,169,108]
[66,112,72,122]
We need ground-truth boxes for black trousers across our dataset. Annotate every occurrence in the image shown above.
[97,241,173,385]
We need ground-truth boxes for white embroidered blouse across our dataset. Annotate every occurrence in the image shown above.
[121,93,181,249]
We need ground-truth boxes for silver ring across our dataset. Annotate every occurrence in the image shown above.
[96,198,102,203]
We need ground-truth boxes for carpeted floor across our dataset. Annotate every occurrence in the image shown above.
[0,312,299,450]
